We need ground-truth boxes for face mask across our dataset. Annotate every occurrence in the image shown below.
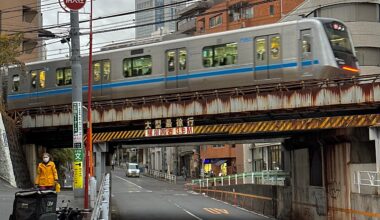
[43,157,49,163]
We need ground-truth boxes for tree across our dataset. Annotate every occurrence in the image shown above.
[0,34,24,108]
[0,33,24,68]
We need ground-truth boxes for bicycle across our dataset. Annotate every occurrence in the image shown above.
[56,200,88,220]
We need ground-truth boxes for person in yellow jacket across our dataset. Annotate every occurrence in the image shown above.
[35,153,58,190]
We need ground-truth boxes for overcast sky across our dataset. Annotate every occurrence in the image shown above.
[43,0,135,59]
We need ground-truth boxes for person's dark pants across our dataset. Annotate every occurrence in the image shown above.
[39,186,54,190]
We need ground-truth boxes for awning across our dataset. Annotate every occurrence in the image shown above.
[214,159,227,166]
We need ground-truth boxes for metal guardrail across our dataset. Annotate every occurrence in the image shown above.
[145,169,176,184]
[354,171,380,193]
[91,173,110,220]
[192,170,289,187]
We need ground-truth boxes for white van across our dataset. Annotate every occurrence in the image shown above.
[125,163,140,177]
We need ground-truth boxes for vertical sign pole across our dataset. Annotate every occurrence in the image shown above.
[85,0,93,209]
[71,9,84,198]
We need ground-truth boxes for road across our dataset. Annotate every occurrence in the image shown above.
[0,179,17,219]
[111,169,270,220]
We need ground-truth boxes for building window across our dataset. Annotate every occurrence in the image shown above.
[243,7,254,19]
[198,18,205,33]
[123,56,152,77]
[229,7,240,22]
[356,47,380,66]
[202,43,238,67]
[22,6,36,23]
[209,14,222,28]
[22,40,36,54]
[56,68,72,86]
[269,5,275,16]
[12,75,20,92]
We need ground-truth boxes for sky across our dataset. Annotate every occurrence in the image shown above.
[43,0,135,59]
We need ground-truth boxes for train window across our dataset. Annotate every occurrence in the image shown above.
[103,60,111,81]
[39,71,46,88]
[301,32,311,54]
[179,49,187,70]
[256,38,266,61]
[270,36,280,60]
[93,62,101,82]
[65,69,72,85]
[202,43,237,68]
[12,75,20,92]
[167,51,176,72]
[123,56,152,78]
[56,68,72,86]
[31,70,37,89]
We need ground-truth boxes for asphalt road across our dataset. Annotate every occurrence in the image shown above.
[111,169,270,220]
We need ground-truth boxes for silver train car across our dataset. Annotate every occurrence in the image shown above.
[7,18,359,111]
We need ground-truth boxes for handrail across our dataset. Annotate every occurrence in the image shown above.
[145,168,177,184]
[192,170,289,187]
[354,171,380,193]
[91,173,110,220]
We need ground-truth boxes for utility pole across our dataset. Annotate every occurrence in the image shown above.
[70,9,84,198]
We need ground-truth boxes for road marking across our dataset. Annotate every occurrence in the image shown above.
[115,175,143,189]
[173,203,203,220]
[203,208,229,215]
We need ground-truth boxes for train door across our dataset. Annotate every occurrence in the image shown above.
[165,48,188,89]
[29,70,46,104]
[300,29,313,75]
[92,60,111,98]
[254,36,269,80]
[268,35,282,79]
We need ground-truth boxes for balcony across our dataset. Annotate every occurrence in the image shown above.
[177,1,209,17]
[177,18,196,34]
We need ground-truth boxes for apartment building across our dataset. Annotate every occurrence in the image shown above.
[0,0,43,62]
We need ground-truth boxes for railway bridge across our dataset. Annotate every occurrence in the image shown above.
[3,74,380,219]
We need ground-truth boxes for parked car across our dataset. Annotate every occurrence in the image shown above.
[125,163,140,177]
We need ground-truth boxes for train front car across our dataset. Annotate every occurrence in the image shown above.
[321,19,360,77]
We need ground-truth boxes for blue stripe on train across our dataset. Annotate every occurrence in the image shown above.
[8,60,318,100]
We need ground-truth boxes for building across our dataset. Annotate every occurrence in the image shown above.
[281,0,380,75]
[135,0,186,38]
[188,0,304,35]
[0,0,43,62]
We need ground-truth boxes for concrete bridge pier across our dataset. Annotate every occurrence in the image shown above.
[369,126,380,172]
[94,142,110,186]
[23,144,38,185]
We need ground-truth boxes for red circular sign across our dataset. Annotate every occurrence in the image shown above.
[63,0,86,10]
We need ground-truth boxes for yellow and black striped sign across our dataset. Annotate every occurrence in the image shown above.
[85,114,380,142]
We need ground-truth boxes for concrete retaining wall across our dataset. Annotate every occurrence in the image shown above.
[2,113,31,188]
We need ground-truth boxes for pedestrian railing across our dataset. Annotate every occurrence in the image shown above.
[145,169,177,184]
[91,173,110,220]
[354,171,380,193]
[192,170,288,187]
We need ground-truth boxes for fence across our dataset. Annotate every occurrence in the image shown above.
[192,170,288,187]
[354,171,380,193]
[91,173,111,220]
[145,169,177,184]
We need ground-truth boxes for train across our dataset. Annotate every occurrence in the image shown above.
[7,17,359,111]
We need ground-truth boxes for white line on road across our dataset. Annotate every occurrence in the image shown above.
[173,203,203,220]
[115,175,143,189]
